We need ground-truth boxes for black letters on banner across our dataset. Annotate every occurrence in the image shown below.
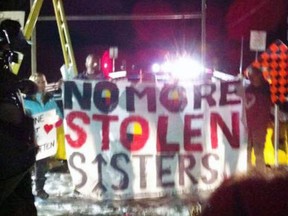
[201,153,219,184]
[65,80,242,112]
[64,81,92,110]
[111,153,130,190]
[156,154,175,188]
[133,154,153,189]
[93,154,108,193]
[178,154,198,185]
[126,86,156,112]
[68,152,221,192]
[69,152,87,190]
[193,83,216,109]
[219,80,241,106]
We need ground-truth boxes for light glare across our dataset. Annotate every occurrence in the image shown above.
[170,57,204,79]
[152,63,161,73]
[151,56,205,80]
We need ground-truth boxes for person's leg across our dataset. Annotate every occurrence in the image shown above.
[0,172,37,216]
[0,171,26,205]
[35,158,49,199]
[252,128,267,172]
[14,171,37,215]
[247,130,254,170]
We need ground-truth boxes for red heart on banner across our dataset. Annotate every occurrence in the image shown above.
[44,124,53,134]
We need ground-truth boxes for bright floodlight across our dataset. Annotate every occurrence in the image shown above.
[151,63,161,73]
[169,57,204,79]
[151,56,205,80]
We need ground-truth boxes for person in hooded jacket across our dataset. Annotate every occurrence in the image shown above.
[24,72,63,199]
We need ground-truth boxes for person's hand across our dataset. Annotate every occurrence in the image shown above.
[54,78,63,90]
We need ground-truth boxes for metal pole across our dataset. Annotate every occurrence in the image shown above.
[255,51,258,61]
[239,36,244,76]
[112,58,115,72]
[30,0,37,75]
[274,104,279,166]
[201,0,206,69]
[38,14,202,21]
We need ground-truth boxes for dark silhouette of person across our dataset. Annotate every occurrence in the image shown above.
[0,20,38,215]
[244,66,272,171]
[201,167,288,216]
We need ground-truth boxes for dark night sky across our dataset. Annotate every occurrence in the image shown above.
[1,0,288,81]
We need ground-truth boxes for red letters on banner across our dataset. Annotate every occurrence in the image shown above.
[65,111,240,151]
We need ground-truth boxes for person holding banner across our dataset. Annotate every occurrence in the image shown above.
[244,66,273,171]
[75,53,107,80]
[24,72,63,199]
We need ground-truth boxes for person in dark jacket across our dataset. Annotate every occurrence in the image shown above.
[0,24,38,215]
[244,66,272,171]
[75,53,108,80]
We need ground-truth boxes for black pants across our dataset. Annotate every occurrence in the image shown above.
[35,158,49,191]
[0,172,37,216]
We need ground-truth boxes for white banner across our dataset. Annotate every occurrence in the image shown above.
[33,110,58,160]
[63,79,247,200]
